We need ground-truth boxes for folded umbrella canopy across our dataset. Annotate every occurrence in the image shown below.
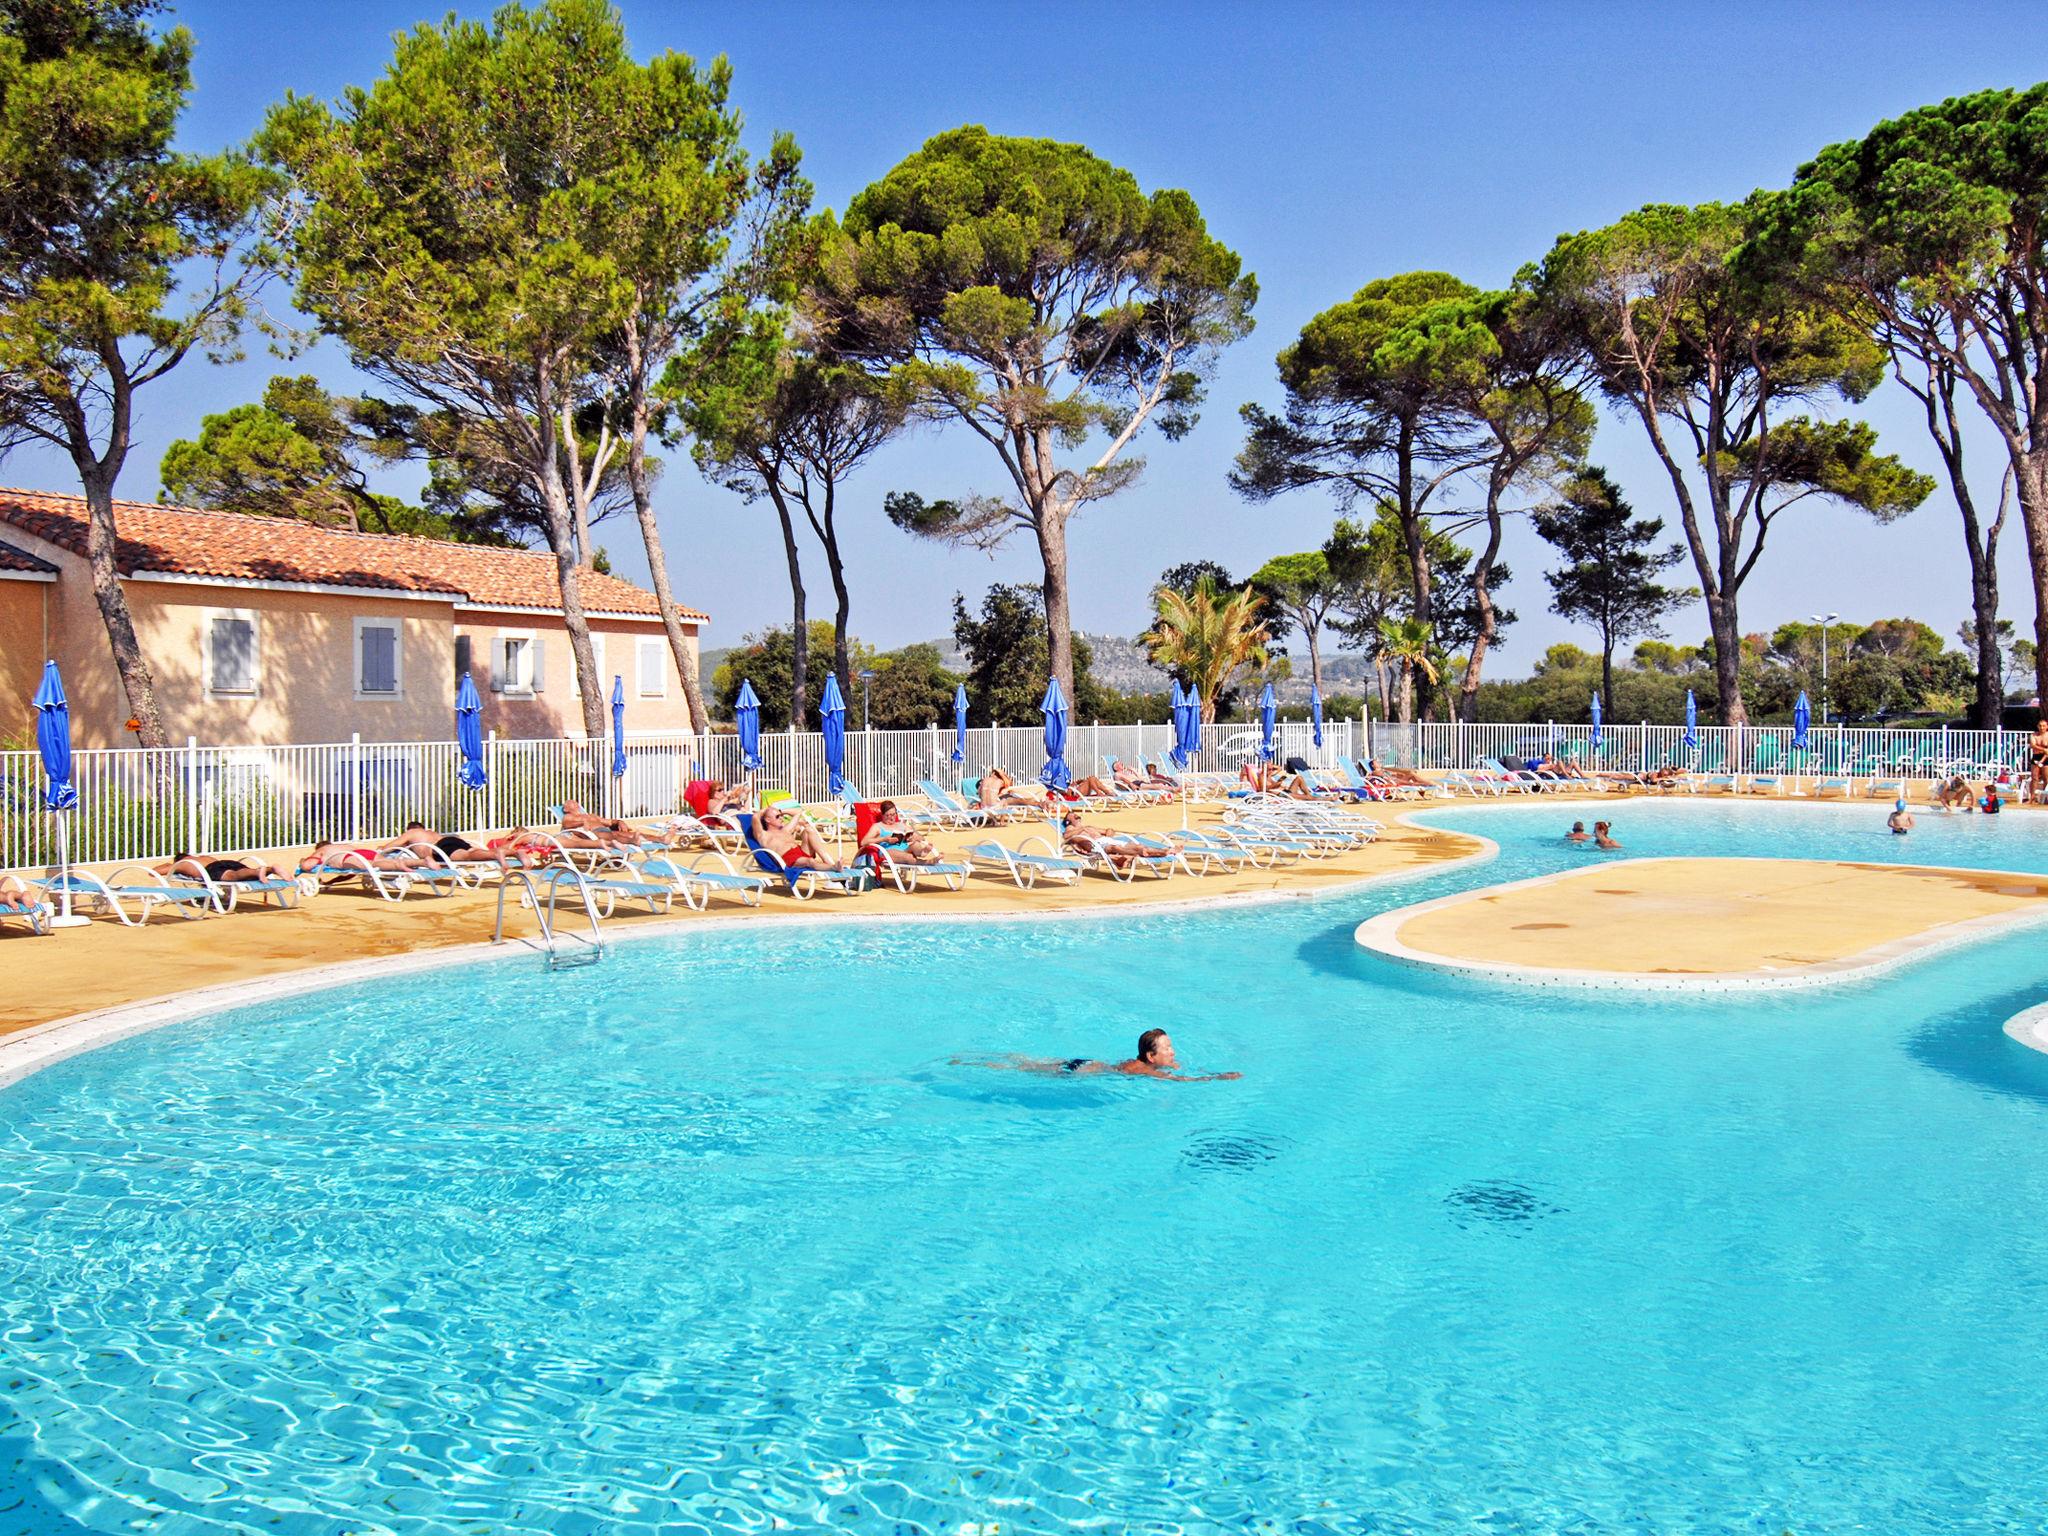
[951,682,968,766]
[1310,685,1324,751]
[736,679,762,773]
[1168,680,1190,768]
[456,671,487,790]
[820,673,849,796]
[34,660,85,927]
[1259,682,1277,762]
[1684,689,1699,751]
[610,675,629,815]
[1590,691,1602,754]
[1792,691,1811,751]
[1039,678,1071,790]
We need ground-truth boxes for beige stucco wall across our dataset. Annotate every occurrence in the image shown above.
[1,519,703,745]
[0,578,50,743]
[458,615,701,737]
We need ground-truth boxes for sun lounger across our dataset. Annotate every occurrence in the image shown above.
[916,779,1016,827]
[1129,832,1244,873]
[735,813,873,899]
[0,893,52,935]
[1172,827,1313,867]
[41,867,225,925]
[963,838,1086,888]
[1864,775,1907,799]
[636,851,770,909]
[859,845,973,893]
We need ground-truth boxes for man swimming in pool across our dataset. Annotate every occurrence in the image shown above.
[1035,1029,1240,1081]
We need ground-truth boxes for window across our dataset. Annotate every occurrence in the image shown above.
[494,630,540,694]
[354,618,402,699]
[570,633,606,697]
[205,611,259,697]
[637,636,668,698]
[454,633,473,683]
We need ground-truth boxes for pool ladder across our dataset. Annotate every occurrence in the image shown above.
[493,866,607,969]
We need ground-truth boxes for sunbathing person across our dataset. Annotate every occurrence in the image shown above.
[1060,810,1154,869]
[481,828,560,867]
[1012,1029,1241,1082]
[0,873,44,916]
[381,822,506,864]
[858,800,941,865]
[300,840,421,875]
[755,804,848,871]
[158,852,294,885]
[1110,758,1175,793]
[560,801,646,846]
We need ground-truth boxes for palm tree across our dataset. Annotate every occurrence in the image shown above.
[1376,616,1438,724]
[1143,578,1272,723]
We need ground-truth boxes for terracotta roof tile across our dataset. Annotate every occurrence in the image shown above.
[0,535,57,575]
[0,487,706,621]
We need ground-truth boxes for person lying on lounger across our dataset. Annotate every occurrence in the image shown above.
[380,822,508,864]
[157,852,294,885]
[858,800,940,865]
[1060,810,1154,869]
[480,829,561,866]
[1240,761,1285,793]
[756,804,849,871]
[299,840,422,876]
[0,873,42,915]
[998,1029,1240,1081]
[1110,758,1175,793]
[559,801,646,846]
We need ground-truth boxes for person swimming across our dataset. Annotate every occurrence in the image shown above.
[1565,821,1590,844]
[1592,820,1622,850]
[1001,1029,1240,1082]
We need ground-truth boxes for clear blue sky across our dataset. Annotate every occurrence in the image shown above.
[11,0,2047,673]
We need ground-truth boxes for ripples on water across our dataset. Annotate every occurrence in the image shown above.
[4,800,2048,1531]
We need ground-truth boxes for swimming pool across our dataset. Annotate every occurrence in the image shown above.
[5,800,2048,1533]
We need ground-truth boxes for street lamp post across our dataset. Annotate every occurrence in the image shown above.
[859,669,877,731]
[1808,611,1839,725]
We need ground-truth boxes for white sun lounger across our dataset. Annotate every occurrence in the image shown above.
[963,838,1086,888]
[41,867,225,925]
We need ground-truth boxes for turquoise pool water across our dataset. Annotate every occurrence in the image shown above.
[5,800,2048,1534]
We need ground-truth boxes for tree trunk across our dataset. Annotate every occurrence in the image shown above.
[1397,664,1415,725]
[765,478,809,729]
[2011,455,2048,710]
[1706,590,1746,727]
[1037,510,1075,706]
[621,329,709,733]
[1458,510,1506,724]
[80,468,168,748]
[536,395,607,743]
[820,482,853,710]
[1600,629,1617,724]
[1304,621,1323,701]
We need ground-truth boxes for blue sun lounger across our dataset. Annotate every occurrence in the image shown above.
[736,813,873,899]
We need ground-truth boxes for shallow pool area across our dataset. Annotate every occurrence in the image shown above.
[6,800,2048,1533]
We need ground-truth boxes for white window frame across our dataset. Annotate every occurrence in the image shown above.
[497,629,537,696]
[352,616,404,701]
[636,635,668,698]
[202,608,261,699]
[570,632,607,698]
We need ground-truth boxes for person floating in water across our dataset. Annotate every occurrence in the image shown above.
[996,1029,1240,1082]
[1565,821,1590,844]
[1982,782,2004,816]
[1887,798,1914,835]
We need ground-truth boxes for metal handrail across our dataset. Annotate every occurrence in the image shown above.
[492,864,607,967]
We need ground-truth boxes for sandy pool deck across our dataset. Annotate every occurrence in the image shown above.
[1363,855,2048,985]
[0,799,1488,1039]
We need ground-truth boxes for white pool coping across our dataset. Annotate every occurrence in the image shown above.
[0,834,1493,1094]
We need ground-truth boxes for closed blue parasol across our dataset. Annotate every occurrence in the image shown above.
[951,682,968,765]
[34,661,84,926]
[735,679,762,772]
[610,675,628,794]
[456,671,487,790]
[1590,692,1603,754]
[1039,678,1071,789]
[1310,685,1324,750]
[820,672,849,796]
[1180,683,1204,764]
[1792,691,1811,750]
[1259,682,1277,761]
[1168,680,1190,767]
[1683,689,1699,751]
[34,661,77,812]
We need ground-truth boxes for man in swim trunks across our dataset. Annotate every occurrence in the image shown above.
[756,804,847,870]
[1060,1030,1240,1081]
[380,822,504,864]
[2030,718,2048,797]
[1060,810,1156,869]
[157,852,294,886]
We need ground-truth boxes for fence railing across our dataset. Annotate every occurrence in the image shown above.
[1368,720,2035,781]
[0,718,1359,872]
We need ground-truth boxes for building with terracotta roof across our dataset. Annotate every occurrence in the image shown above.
[0,487,707,746]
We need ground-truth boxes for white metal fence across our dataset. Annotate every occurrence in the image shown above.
[0,718,1360,872]
[1371,720,2037,782]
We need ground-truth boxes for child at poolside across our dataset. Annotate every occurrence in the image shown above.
[1981,783,2004,815]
